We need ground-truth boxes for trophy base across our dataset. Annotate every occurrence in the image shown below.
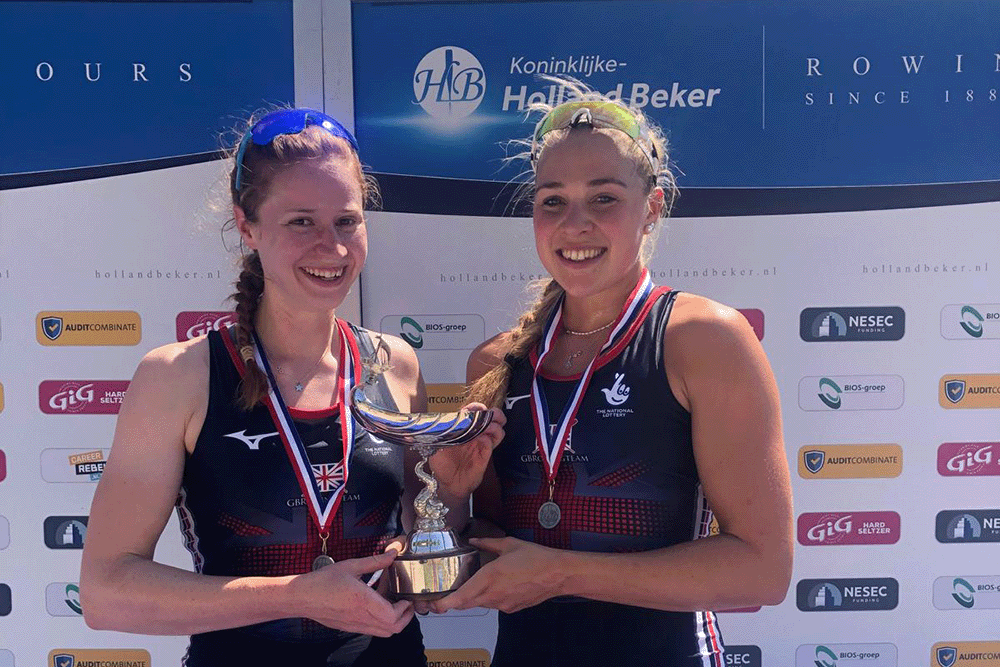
[388,546,480,601]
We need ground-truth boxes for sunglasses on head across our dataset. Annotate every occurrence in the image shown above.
[234,108,360,192]
[530,100,659,174]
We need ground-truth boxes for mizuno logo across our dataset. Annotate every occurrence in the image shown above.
[224,430,278,450]
[505,394,530,410]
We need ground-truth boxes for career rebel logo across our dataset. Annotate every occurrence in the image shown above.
[934,576,1000,610]
[798,444,903,479]
[800,306,905,342]
[49,649,151,667]
[798,511,900,546]
[37,311,141,346]
[797,578,899,612]
[796,643,898,667]
[176,311,235,341]
[41,449,110,483]
[938,442,999,476]
[39,381,130,415]
[932,642,1000,666]
[799,375,904,411]
[940,374,1000,409]
[941,304,1000,340]
[937,510,1000,544]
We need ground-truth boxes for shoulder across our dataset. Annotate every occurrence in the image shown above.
[132,336,210,391]
[665,292,758,353]
[467,331,513,380]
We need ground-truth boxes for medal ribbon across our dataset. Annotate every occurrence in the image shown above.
[529,270,654,483]
[252,319,360,540]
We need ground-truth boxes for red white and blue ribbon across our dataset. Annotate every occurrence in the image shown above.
[252,319,360,538]
[529,270,654,482]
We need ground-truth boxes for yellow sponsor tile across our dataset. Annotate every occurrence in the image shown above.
[940,374,1000,409]
[426,648,491,667]
[49,648,151,667]
[798,444,903,479]
[37,311,141,346]
[427,383,468,412]
[0,382,4,414]
[931,641,1000,666]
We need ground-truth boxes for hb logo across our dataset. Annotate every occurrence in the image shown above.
[413,46,486,119]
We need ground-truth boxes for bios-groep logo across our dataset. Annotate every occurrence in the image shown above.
[795,643,898,666]
[931,641,1000,666]
[800,307,905,342]
[45,582,82,616]
[798,511,900,546]
[798,444,903,479]
[940,374,1000,408]
[49,649,151,667]
[176,311,235,341]
[797,578,898,612]
[941,304,1000,340]
[938,442,998,476]
[934,576,1000,610]
[37,311,141,346]
[39,381,130,415]
[384,314,484,351]
[800,375,904,411]
[413,46,486,119]
[937,510,1000,543]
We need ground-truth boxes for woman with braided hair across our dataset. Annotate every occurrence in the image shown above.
[80,108,503,666]
[429,82,793,665]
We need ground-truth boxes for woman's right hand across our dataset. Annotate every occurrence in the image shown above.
[428,405,506,503]
[290,550,413,637]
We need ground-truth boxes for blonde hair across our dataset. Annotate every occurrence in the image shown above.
[467,77,678,407]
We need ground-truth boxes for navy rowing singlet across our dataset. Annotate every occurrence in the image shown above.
[488,289,725,667]
[176,324,425,666]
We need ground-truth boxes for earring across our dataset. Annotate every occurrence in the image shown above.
[643,222,655,233]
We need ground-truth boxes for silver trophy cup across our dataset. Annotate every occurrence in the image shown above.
[348,360,492,600]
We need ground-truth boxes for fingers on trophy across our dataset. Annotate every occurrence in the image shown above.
[348,356,492,601]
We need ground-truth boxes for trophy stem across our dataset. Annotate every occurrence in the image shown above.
[413,453,447,532]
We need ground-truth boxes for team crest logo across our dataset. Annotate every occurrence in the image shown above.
[42,316,64,340]
[52,655,75,667]
[804,450,826,474]
[936,646,957,667]
[945,380,967,404]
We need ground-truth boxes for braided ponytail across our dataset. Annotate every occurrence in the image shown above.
[230,251,269,410]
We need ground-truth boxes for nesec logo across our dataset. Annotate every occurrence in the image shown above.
[937,510,1000,543]
[414,47,486,119]
[723,645,761,667]
[176,311,234,341]
[39,381,130,415]
[799,375,904,411]
[796,643,898,667]
[384,314,485,351]
[41,449,110,483]
[934,575,1000,610]
[798,511,900,546]
[931,641,1000,666]
[45,582,83,616]
[938,442,998,476]
[0,583,10,616]
[36,311,141,346]
[44,516,88,549]
[941,304,1000,340]
[797,578,898,612]
[800,307,905,342]
[940,374,1000,409]
[798,444,903,479]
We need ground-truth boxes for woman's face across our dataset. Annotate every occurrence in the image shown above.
[236,152,367,313]
[532,128,661,300]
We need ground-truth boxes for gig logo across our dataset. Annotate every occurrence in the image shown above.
[931,641,1000,666]
[795,643,898,666]
[800,307,905,342]
[45,582,82,616]
[0,449,6,482]
[799,375,904,411]
[937,510,1000,543]
[942,304,1000,340]
[49,650,151,667]
[413,47,486,119]
[797,578,898,611]
[938,442,998,476]
[738,309,765,341]
[798,445,903,479]
[940,374,1000,408]
[41,449,110,483]
[723,645,761,667]
[798,511,900,545]
[934,576,1000,610]
[176,311,234,341]
[43,516,88,549]
[36,311,141,346]
[39,381,130,415]
[384,314,484,351]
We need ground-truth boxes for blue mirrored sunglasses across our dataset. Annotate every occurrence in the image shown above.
[233,108,360,192]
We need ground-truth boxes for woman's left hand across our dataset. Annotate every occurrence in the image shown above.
[432,537,567,614]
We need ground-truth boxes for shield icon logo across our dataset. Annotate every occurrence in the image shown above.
[936,646,957,667]
[804,450,826,474]
[52,654,76,667]
[945,380,966,404]
[42,316,64,341]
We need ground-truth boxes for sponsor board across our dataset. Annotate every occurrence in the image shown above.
[931,642,1000,666]
[797,511,900,545]
[940,375,1000,409]
[800,307,905,341]
[933,576,1000,610]
[45,582,82,616]
[938,442,998,476]
[796,643,898,666]
[937,510,1000,543]
[39,381,130,415]
[36,311,141,346]
[425,648,491,667]
[383,314,485,350]
[798,445,903,479]
[799,375,904,411]
[176,311,235,341]
[941,304,1000,340]
[796,578,898,611]
[41,449,110,483]
[49,649,151,667]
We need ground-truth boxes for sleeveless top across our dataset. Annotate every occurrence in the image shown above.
[489,290,725,666]
[176,324,425,666]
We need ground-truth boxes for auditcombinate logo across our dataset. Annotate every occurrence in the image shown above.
[413,47,486,119]
[798,445,903,479]
[49,649,151,667]
[940,374,1000,408]
[36,311,141,346]
[931,641,1000,666]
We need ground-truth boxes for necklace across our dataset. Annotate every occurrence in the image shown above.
[270,340,334,392]
[562,320,614,336]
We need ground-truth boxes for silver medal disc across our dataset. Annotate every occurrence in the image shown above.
[312,554,336,571]
[538,501,561,529]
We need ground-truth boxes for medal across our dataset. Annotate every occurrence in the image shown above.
[312,555,335,570]
[538,481,561,528]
